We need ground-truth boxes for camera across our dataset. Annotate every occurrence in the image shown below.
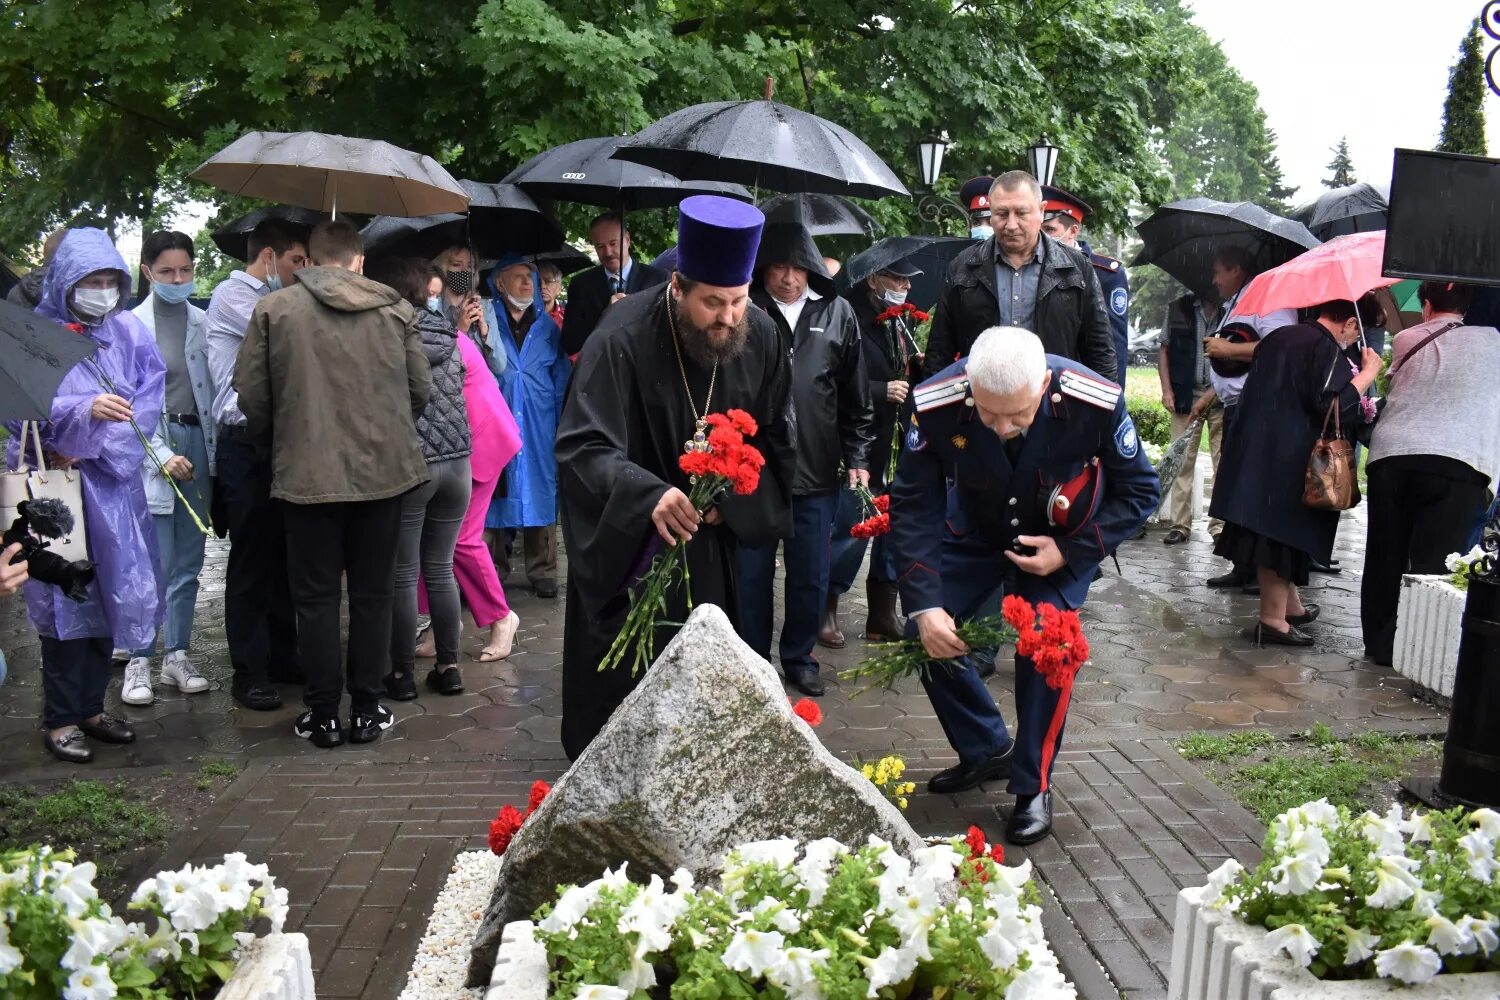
[4,498,95,603]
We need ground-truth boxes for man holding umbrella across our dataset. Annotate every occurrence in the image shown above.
[923,172,1116,382]
[739,223,874,696]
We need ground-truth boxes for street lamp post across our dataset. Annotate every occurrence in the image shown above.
[915,134,968,236]
[1027,135,1059,187]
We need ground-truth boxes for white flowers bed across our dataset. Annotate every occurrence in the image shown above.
[494,833,1076,999]
[1168,800,1500,999]
[398,850,502,1000]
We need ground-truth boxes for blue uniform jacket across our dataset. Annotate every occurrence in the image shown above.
[890,355,1158,613]
[1081,240,1129,375]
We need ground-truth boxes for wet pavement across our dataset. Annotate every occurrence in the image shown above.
[0,503,1448,998]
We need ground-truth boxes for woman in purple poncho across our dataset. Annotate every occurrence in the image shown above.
[8,228,166,763]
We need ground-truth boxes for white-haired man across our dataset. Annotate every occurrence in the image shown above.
[889,327,1158,844]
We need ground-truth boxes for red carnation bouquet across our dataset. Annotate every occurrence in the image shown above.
[600,409,766,675]
[489,779,552,856]
[841,596,1089,694]
[874,302,930,325]
[848,486,891,540]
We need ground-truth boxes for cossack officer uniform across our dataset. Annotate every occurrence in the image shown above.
[1041,186,1130,373]
[889,356,1158,799]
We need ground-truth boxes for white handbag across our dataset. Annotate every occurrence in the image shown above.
[0,421,31,531]
[3,422,88,562]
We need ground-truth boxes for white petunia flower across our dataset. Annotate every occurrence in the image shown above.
[573,987,628,1000]
[178,931,201,956]
[979,917,1021,969]
[1400,810,1436,843]
[49,860,100,918]
[1341,926,1381,965]
[1463,913,1499,954]
[62,965,117,1000]
[670,868,694,893]
[1410,887,1442,918]
[61,916,131,972]
[1357,806,1406,855]
[1365,855,1422,908]
[1374,941,1442,984]
[615,953,656,993]
[1459,830,1498,882]
[1471,808,1500,841]
[538,881,604,934]
[205,863,254,912]
[263,883,290,933]
[722,928,786,979]
[165,882,221,933]
[732,839,799,870]
[887,895,940,961]
[1268,852,1323,896]
[0,921,22,975]
[862,943,919,997]
[1004,962,1078,1000]
[1427,914,1476,956]
[1264,923,1320,967]
[770,946,830,1000]
[1203,859,1243,903]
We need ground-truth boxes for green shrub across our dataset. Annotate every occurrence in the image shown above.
[1127,395,1171,447]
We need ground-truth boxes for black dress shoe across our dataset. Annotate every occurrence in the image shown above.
[1287,604,1321,626]
[294,710,344,748]
[786,667,825,697]
[1006,791,1053,845]
[1163,528,1189,545]
[44,729,92,764]
[383,671,419,701]
[348,704,394,744]
[232,681,283,711]
[79,712,135,744]
[1309,558,1340,575]
[425,666,464,696]
[929,742,1014,794]
[1206,570,1249,589]
[1240,622,1314,647]
[533,580,559,599]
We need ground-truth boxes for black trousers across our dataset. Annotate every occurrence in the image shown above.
[1361,456,1490,663]
[282,496,403,716]
[217,428,299,685]
[40,636,112,730]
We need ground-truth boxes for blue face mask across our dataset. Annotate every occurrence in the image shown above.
[265,269,283,292]
[426,296,443,314]
[971,225,991,240]
[153,280,194,305]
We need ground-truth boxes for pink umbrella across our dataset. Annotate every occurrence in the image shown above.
[1234,230,1399,316]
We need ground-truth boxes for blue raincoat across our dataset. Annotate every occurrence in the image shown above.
[6,229,165,648]
[482,273,571,529]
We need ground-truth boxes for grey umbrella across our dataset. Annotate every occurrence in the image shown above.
[1290,183,1388,241]
[1132,198,1320,299]
[190,131,468,218]
[759,193,880,236]
[1150,418,1201,516]
[612,92,910,199]
[0,299,99,421]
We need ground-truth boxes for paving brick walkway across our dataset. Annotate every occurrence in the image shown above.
[0,505,1448,998]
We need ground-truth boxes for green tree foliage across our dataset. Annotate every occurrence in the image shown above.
[1323,136,1357,189]
[1438,19,1489,156]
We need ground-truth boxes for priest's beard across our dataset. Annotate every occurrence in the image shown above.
[670,296,749,368]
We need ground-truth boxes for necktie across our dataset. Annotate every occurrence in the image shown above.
[610,274,623,294]
[1004,434,1024,466]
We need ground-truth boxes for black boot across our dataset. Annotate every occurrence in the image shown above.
[864,580,905,642]
[817,593,845,649]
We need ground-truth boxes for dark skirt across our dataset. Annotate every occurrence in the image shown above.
[1215,522,1311,586]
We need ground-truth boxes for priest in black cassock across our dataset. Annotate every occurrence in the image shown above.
[555,196,796,760]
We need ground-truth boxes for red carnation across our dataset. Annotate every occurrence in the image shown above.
[1001,595,1036,633]
[791,697,823,727]
[526,780,551,816]
[489,804,524,855]
[988,843,1005,864]
[965,825,988,859]
[871,494,890,513]
[726,409,757,436]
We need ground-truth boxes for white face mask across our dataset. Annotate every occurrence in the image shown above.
[72,286,119,322]
[504,292,532,312]
[881,288,908,306]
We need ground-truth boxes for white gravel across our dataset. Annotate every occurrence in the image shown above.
[397,850,502,1000]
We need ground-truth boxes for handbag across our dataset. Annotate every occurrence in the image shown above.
[4,422,89,561]
[1304,400,1360,511]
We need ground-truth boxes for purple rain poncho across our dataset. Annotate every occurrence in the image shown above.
[6,228,165,648]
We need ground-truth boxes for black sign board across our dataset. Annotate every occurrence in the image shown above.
[1384,148,1500,288]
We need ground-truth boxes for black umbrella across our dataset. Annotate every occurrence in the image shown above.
[528,247,593,276]
[900,237,980,313]
[612,94,910,198]
[759,193,880,236]
[459,180,565,256]
[1290,183,1388,241]
[0,299,99,421]
[210,206,325,262]
[503,136,753,210]
[844,236,946,285]
[360,214,469,260]
[1132,198,1320,300]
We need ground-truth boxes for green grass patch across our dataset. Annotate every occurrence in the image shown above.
[195,760,239,790]
[1176,729,1442,825]
[0,780,171,880]
[1175,730,1276,763]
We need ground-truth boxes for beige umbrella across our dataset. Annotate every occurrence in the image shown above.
[189,131,468,219]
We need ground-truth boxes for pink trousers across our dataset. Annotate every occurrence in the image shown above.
[418,472,509,628]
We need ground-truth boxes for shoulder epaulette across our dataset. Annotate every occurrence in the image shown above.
[1091,253,1121,273]
[914,373,970,413]
[1057,370,1121,411]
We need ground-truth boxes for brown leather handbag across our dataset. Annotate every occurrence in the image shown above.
[1304,400,1360,510]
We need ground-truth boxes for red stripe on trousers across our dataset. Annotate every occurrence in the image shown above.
[1038,676,1073,793]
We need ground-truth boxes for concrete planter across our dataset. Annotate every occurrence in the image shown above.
[217,932,315,1000]
[487,921,547,1000]
[1168,885,1500,1000]
[1393,574,1464,700]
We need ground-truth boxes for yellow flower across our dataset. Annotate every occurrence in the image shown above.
[861,764,874,780]
[889,758,906,778]
[898,797,909,810]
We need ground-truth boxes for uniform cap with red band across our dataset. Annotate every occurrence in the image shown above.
[1040,184,1093,225]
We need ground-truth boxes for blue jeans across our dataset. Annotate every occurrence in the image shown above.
[133,422,210,657]
[737,493,837,675]
[828,487,895,596]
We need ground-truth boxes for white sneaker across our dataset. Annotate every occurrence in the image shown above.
[122,658,155,705]
[160,650,209,694]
